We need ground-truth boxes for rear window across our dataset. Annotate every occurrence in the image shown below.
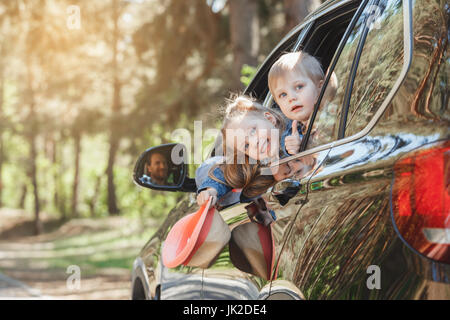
[307,0,405,148]
[343,0,404,137]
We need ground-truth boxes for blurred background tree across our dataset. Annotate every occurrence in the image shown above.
[0,0,321,234]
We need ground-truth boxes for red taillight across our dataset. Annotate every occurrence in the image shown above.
[391,141,450,264]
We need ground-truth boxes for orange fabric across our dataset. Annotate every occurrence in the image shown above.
[183,202,215,266]
[162,198,213,268]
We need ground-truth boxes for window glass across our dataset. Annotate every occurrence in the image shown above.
[306,0,404,149]
[344,0,403,137]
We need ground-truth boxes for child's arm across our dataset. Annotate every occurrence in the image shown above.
[284,120,302,155]
[196,164,231,207]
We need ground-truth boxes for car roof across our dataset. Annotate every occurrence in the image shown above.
[304,0,351,21]
[245,0,358,98]
[283,0,356,42]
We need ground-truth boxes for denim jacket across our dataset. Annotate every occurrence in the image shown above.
[195,156,231,197]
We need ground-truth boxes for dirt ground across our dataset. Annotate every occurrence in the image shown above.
[0,208,156,300]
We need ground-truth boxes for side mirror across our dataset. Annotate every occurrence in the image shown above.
[133,143,197,192]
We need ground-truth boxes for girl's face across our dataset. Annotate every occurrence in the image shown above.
[226,112,280,161]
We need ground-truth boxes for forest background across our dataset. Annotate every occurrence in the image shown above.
[0,0,323,235]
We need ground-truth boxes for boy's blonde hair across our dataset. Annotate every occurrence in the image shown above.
[268,51,324,96]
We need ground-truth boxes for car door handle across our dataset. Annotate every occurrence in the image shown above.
[271,179,301,206]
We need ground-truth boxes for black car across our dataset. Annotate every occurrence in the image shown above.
[131,0,449,300]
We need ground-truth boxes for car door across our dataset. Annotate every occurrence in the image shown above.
[197,20,319,299]
[199,1,363,298]
[260,0,419,299]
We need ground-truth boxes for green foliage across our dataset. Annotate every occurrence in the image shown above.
[0,0,297,223]
[31,219,157,274]
[240,64,257,87]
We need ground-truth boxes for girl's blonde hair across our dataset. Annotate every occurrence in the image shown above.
[222,163,277,199]
[210,95,286,198]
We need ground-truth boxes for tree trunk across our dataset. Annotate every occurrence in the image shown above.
[53,135,68,221]
[30,134,41,235]
[18,184,27,209]
[59,185,67,221]
[0,135,3,208]
[229,0,260,90]
[71,131,81,218]
[89,175,102,218]
[283,0,321,35]
[106,133,119,215]
[106,0,121,215]
[51,136,59,213]
[0,65,4,207]
[26,54,42,235]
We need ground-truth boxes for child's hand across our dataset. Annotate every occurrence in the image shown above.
[285,120,302,155]
[197,188,218,207]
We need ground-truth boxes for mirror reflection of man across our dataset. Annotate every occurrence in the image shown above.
[143,152,170,185]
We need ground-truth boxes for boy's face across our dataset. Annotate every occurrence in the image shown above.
[272,70,322,123]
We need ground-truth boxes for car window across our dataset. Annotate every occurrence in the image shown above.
[245,26,310,101]
[261,2,360,155]
[306,0,404,149]
[207,24,314,160]
[343,0,404,137]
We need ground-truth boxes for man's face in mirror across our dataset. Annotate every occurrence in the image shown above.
[147,152,169,185]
